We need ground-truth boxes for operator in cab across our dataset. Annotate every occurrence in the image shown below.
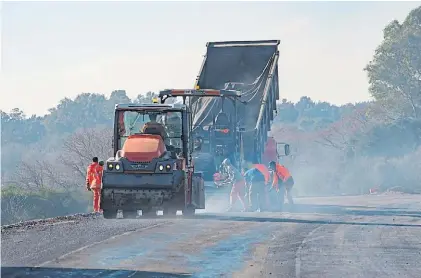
[141,114,167,140]
[139,97,167,138]
[268,161,295,212]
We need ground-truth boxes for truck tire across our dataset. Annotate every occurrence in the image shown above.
[182,207,195,216]
[163,208,177,216]
[142,209,156,218]
[124,210,138,219]
[103,210,116,219]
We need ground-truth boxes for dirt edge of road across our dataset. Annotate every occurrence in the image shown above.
[1,213,98,233]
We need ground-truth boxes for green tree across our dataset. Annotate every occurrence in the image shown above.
[276,99,299,123]
[365,6,421,149]
[134,91,159,103]
[1,109,46,145]
[365,6,421,121]
[44,93,111,135]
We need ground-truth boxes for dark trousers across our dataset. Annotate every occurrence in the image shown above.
[248,181,266,211]
[284,177,294,205]
[269,177,294,211]
[268,189,282,212]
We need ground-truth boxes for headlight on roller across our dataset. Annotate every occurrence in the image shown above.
[165,164,171,171]
[159,164,164,171]
[115,164,120,171]
[108,163,113,170]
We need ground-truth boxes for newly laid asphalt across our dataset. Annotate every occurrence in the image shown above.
[2,193,421,278]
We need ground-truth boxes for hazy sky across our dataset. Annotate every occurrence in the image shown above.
[1,1,421,116]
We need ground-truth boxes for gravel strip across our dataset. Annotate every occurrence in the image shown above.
[1,215,171,266]
[1,213,98,233]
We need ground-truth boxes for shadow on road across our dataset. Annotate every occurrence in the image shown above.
[188,214,421,227]
[187,203,421,227]
[191,213,421,227]
[285,204,421,218]
[1,267,191,278]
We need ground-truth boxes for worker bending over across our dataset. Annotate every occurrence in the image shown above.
[86,157,104,213]
[268,161,295,211]
[220,158,247,212]
[243,164,270,212]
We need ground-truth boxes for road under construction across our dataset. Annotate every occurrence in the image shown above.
[2,40,421,278]
[2,194,421,277]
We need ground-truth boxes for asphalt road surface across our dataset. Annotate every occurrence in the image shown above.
[2,193,421,278]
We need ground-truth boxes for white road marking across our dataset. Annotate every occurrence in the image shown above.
[295,225,325,278]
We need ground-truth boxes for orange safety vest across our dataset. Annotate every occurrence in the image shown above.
[86,162,103,189]
[251,164,271,184]
[272,163,291,189]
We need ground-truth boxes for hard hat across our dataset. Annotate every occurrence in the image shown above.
[152,97,159,103]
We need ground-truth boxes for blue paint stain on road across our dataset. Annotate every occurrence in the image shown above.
[87,221,276,277]
[187,225,274,278]
[89,223,209,269]
[94,233,171,268]
[26,218,277,277]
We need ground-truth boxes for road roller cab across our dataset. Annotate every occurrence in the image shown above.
[100,99,205,219]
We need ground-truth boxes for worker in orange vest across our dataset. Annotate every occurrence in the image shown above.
[268,161,295,211]
[86,157,104,213]
[243,164,271,212]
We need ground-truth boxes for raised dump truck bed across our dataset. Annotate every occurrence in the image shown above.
[191,40,280,166]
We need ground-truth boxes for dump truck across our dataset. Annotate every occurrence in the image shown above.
[188,40,289,188]
[100,96,208,219]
